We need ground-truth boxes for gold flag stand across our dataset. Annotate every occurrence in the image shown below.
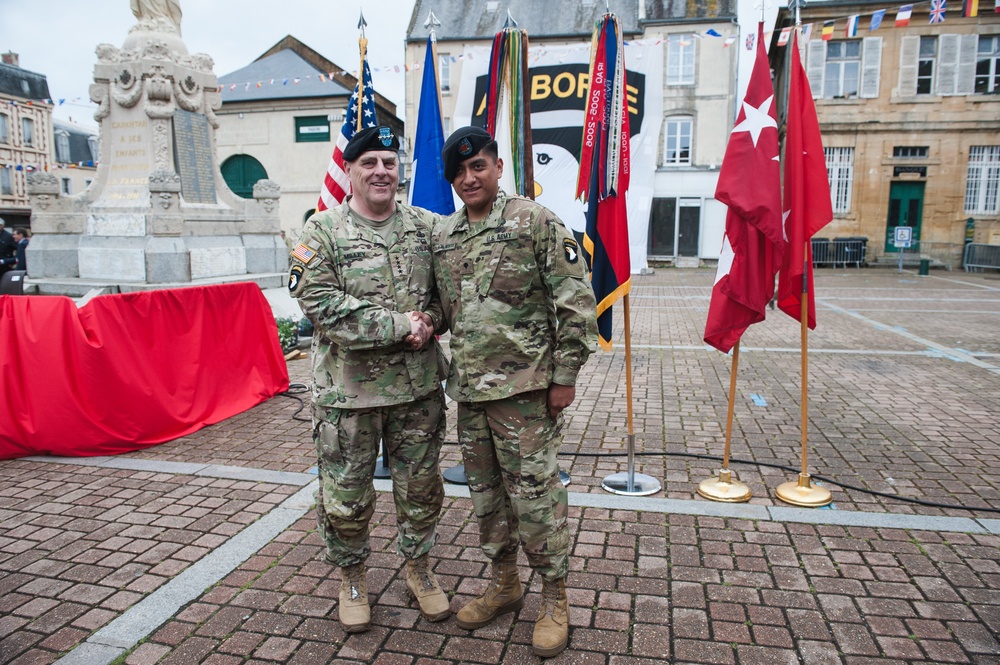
[698,340,752,502]
[776,256,832,507]
[602,296,661,496]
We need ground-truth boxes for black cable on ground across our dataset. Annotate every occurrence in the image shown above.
[562,450,1000,515]
[276,389,997,515]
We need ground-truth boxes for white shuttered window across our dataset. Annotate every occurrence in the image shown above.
[825,147,854,213]
[965,146,1000,215]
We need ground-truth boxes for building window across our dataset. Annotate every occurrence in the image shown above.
[965,146,1000,215]
[21,117,34,147]
[61,177,72,195]
[0,114,8,143]
[917,36,937,95]
[662,116,692,166]
[824,41,861,98]
[220,154,268,199]
[442,117,451,137]
[0,167,11,195]
[294,116,330,143]
[893,146,929,158]
[439,54,451,92]
[55,130,71,163]
[825,147,854,213]
[976,35,1000,94]
[667,36,695,85]
[87,136,100,162]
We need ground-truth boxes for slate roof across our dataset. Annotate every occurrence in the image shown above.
[0,61,50,101]
[406,0,736,41]
[219,49,353,103]
[407,0,641,41]
[53,119,98,164]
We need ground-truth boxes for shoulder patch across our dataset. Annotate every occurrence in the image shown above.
[291,243,317,264]
[288,265,304,293]
[563,238,580,264]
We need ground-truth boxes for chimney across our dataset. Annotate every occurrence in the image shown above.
[1,52,19,67]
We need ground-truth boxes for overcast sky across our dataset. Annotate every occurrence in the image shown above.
[1,0,418,128]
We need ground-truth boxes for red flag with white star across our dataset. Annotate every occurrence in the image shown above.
[777,33,833,329]
[704,22,783,353]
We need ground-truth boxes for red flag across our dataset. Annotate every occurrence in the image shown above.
[704,23,783,353]
[777,33,833,329]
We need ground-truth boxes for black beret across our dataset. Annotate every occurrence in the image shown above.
[442,126,495,182]
[342,125,400,162]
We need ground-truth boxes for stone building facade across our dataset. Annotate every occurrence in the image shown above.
[0,53,52,228]
[770,1,1000,264]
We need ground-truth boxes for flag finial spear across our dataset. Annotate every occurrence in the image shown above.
[358,10,367,36]
[502,8,517,29]
[424,9,442,40]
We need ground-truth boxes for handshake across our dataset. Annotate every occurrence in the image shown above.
[404,311,434,351]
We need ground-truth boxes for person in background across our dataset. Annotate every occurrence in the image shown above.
[432,126,598,658]
[0,218,16,277]
[13,228,29,272]
[288,126,450,634]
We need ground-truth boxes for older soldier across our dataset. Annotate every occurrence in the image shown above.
[433,126,598,658]
[289,125,450,633]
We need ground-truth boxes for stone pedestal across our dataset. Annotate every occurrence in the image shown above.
[26,11,285,294]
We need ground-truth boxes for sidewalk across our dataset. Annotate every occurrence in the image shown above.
[2,267,998,664]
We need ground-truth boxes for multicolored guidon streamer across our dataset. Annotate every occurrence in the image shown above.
[483,27,534,197]
[579,14,632,350]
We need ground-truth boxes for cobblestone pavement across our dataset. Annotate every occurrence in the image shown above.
[1,267,998,664]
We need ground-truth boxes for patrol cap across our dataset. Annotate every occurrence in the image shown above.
[342,125,400,162]
[442,126,496,182]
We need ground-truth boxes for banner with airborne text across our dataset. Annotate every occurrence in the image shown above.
[452,41,663,274]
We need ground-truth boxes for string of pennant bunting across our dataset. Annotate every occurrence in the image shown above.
[777,0,996,45]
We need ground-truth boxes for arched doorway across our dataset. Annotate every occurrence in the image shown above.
[221,154,267,199]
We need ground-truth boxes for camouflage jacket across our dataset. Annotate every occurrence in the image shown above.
[431,192,598,403]
[289,200,446,409]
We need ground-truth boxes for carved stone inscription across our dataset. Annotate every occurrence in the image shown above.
[96,114,152,209]
[172,109,217,204]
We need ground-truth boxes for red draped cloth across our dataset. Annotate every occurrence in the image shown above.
[0,282,290,459]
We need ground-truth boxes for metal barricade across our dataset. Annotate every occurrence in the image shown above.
[831,238,867,268]
[964,243,1000,272]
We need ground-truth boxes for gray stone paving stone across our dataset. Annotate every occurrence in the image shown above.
[196,464,313,486]
[978,519,1000,534]
[53,643,126,665]
[768,506,985,533]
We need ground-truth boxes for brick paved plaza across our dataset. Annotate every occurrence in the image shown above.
[1,267,998,664]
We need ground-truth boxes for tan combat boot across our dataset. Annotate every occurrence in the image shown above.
[532,577,569,658]
[338,562,370,633]
[455,552,523,630]
[405,554,451,622]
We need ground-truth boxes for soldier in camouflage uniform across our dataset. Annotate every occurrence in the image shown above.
[433,126,598,658]
[289,126,451,633]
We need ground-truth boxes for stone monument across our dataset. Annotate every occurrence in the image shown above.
[26,0,285,294]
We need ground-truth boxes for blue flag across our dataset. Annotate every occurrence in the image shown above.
[409,36,455,214]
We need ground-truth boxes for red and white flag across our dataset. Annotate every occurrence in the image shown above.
[704,22,784,353]
[316,51,378,211]
[777,33,833,329]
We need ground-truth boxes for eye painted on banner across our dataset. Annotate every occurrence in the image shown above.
[288,265,304,292]
[536,153,552,165]
[563,238,579,264]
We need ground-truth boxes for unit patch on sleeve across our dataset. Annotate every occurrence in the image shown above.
[288,265,304,293]
[563,238,580,264]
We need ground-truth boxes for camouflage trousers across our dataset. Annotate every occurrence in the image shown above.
[314,388,446,567]
[457,389,569,581]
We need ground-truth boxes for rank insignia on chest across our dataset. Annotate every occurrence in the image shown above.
[564,238,579,264]
[291,243,317,264]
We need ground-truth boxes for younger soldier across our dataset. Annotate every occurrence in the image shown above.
[289,126,450,633]
[432,126,598,657]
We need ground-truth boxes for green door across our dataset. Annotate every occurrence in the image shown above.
[221,154,268,199]
[884,181,924,253]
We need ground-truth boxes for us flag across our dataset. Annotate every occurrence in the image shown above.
[316,55,378,211]
[930,0,947,22]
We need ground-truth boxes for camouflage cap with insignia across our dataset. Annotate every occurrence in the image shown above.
[442,126,496,182]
